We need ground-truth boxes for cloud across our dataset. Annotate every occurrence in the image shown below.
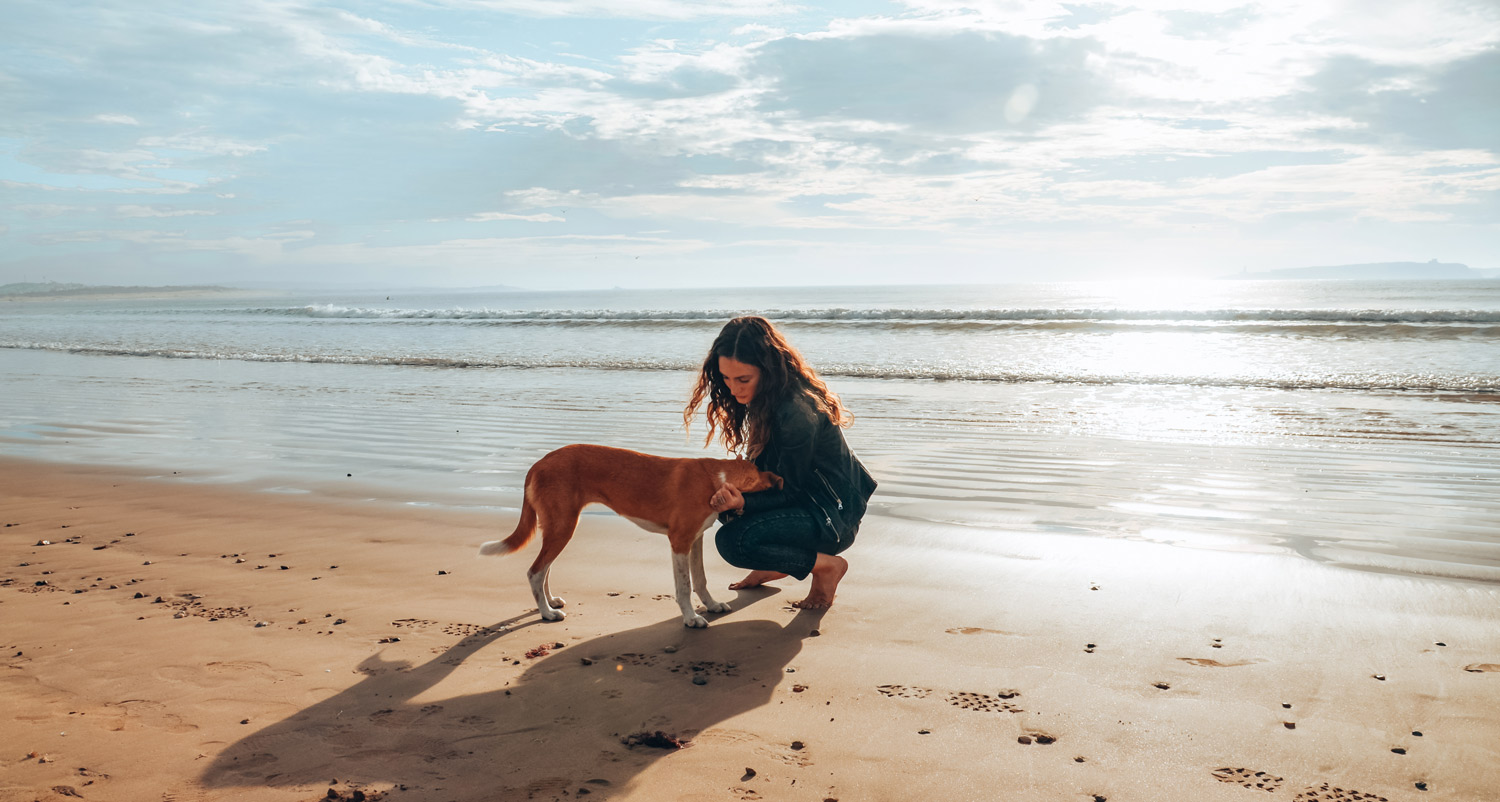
[1291,47,1500,151]
[467,212,567,222]
[3,0,1498,287]
[753,30,1109,132]
[116,205,219,218]
[433,0,800,21]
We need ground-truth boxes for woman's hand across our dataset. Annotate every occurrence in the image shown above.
[709,483,744,513]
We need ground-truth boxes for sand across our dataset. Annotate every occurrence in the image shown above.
[3,457,1498,802]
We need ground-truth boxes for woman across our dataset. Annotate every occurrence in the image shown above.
[685,316,877,610]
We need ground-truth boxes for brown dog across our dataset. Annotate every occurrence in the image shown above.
[479,444,782,627]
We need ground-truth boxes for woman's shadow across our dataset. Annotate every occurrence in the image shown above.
[201,590,819,799]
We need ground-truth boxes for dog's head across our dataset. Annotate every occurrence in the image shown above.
[726,461,783,493]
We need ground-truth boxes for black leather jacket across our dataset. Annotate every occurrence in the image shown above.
[732,389,877,545]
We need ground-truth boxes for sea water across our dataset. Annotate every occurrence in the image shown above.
[3,280,1498,581]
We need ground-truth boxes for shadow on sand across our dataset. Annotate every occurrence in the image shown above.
[201,590,820,799]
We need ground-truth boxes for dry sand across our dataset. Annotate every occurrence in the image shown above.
[2,457,1498,802]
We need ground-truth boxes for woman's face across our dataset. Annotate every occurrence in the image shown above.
[718,356,761,406]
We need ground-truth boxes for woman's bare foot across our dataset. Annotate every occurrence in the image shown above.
[729,570,788,590]
[791,554,848,610]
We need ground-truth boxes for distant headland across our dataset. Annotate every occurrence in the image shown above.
[0,282,248,300]
[1225,260,1499,280]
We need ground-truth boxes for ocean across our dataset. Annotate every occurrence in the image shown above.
[3,280,1498,582]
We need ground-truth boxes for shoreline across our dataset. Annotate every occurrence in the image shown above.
[3,456,1498,801]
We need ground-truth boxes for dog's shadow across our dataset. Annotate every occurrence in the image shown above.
[200,592,817,799]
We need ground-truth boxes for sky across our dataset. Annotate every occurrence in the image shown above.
[1,0,1497,290]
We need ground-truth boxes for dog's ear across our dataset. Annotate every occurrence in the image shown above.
[763,471,783,490]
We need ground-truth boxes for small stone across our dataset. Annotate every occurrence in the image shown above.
[580,657,594,666]
[1412,730,1423,737]
[1284,722,1296,730]
[437,570,449,575]
[1035,735,1057,745]
[1017,735,1033,745]
[1435,642,1446,647]
[240,719,250,724]
[1373,674,1386,681]
[663,645,677,654]
[691,675,707,685]
[789,741,804,750]
[333,618,346,625]
[1416,781,1428,791]
[1392,747,1407,755]
[809,629,820,636]
[917,729,930,735]
[255,621,270,628]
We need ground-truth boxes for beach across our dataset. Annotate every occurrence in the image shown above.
[3,281,1500,800]
[3,456,1499,802]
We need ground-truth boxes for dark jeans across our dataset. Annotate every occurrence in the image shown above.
[714,505,856,581]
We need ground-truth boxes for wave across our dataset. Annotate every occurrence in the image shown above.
[244,304,1500,326]
[7,341,1497,394]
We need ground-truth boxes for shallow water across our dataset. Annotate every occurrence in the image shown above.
[3,281,1498,583]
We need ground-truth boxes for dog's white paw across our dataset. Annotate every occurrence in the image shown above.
[683,614,709,628]
[549,596,566,608]
[704,600,732,613]
[541,608,567,621]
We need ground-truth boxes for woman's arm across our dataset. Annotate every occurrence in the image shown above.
[739,397,819,515]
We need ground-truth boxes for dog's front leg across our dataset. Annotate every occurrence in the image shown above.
[690,534,731,614]
[671,549,709,628]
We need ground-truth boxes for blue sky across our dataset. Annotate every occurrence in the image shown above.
[2,0,1497,289]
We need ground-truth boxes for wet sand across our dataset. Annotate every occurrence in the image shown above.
[2,457,1498,801]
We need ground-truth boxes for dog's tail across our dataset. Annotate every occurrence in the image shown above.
[479,492,538,557]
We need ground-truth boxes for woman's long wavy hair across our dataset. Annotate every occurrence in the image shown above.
[684,316,850,457]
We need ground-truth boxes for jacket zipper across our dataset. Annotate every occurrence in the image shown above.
[813,469,843,511]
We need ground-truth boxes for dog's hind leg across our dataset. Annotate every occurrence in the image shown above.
[527,514,575,622]
[690,534,731,615]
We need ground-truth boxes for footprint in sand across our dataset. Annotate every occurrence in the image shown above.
[1293,782,1391,802]
[877,685,1024,714]
[160,783,212,802]
[204,660,301,682]
[1211,769,1391,801]
[615,652,666,669]
[756,741,812,768]
[876,684,933,700]
[1211,767,1285,793]
[101,699,199,734]
[944,626,1013,636]
[945,691,1023,714]
[695,728,760,746]
[1462,663,1499,673]
[441,622,503,637]
[1179,657,1261,668]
